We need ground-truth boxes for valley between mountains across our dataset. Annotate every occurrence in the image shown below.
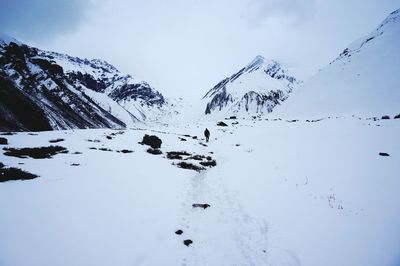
[1,116,399,266]
[0,8,399,266]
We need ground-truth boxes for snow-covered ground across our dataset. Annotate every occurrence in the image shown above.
[273,9,400,120]
[1,116,399,266]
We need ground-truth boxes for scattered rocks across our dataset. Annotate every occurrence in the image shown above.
[87,139,101,143]
[118,149,134,153]
[175,229,183,235]
[88,147,113,152]
[105,131,124,140]
[0,165,39,182]
[183,239,193,247]
[192,203,210,209]
[3,146,68,159]
[176,162,205,172]
[167,151,191,160]
[98,148,113,152]
[187,154,205,161]
[200,160,217,167]
[306,118,323,122]
[140,134,162,149]
[147,148,162,155]
[49,138,64,143]
[112,131,125,136]
[0,132,14,136]
[0,137,8,145]
[379,152,390,156]
[167,151,216,171]
[217,121,228,127]
[70,163,80,166]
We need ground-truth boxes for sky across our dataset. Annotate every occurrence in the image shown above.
[1,0,399,99]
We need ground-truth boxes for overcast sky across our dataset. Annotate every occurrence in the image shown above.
[1,0,399,98]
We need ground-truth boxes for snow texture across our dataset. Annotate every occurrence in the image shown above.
[272,9,400,119]
[0,117,399,266]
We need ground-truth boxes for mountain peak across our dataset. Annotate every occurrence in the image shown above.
[334,7,400,63]
[375,8,400,32]
[0,32,21,46]
[274,8,400,119]
[202,55,299,116]
[245,55,265,71]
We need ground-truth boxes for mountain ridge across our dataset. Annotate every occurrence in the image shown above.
[202,55,300,117]
[0,36,167,131]
[272,8,400,119]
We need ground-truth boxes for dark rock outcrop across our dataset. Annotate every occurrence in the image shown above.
[217,121,228,126]
[3,145,68,159]
[141,134,162,149]
[192,203,211,209]
[0,165,39,182]
[0,38,166,131]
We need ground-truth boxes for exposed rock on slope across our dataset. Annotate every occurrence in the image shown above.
[202,55,300,117]
[0,34,166,131]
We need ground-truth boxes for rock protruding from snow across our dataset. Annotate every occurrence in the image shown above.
[202,55,300,117]
[140,134,162,149]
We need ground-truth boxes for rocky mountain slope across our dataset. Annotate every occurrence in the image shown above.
[0,34,166,131]
[273,9,400,119]
[202,55,300,117]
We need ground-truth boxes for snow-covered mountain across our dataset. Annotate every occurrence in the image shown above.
[202,55,300,117]
[273,9,400,119]
[0,35,167,131]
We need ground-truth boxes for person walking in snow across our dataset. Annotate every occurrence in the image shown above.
[204,128,210,142]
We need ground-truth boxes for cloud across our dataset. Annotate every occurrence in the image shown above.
[4,0,399,100]
[0,0,91,40]
[244,0,316,27]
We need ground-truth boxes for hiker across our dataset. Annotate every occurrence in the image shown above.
[204,128,210,142]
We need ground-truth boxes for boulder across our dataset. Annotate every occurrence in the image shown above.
[141,134,162,149]
[217,121,228,126]
[0,137,8,145]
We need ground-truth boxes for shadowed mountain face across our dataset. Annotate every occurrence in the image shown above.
[0,37,166,131]
[202,55,300,117]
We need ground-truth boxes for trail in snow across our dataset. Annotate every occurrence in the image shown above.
[0,116,399,266]
[167,129,271,266]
